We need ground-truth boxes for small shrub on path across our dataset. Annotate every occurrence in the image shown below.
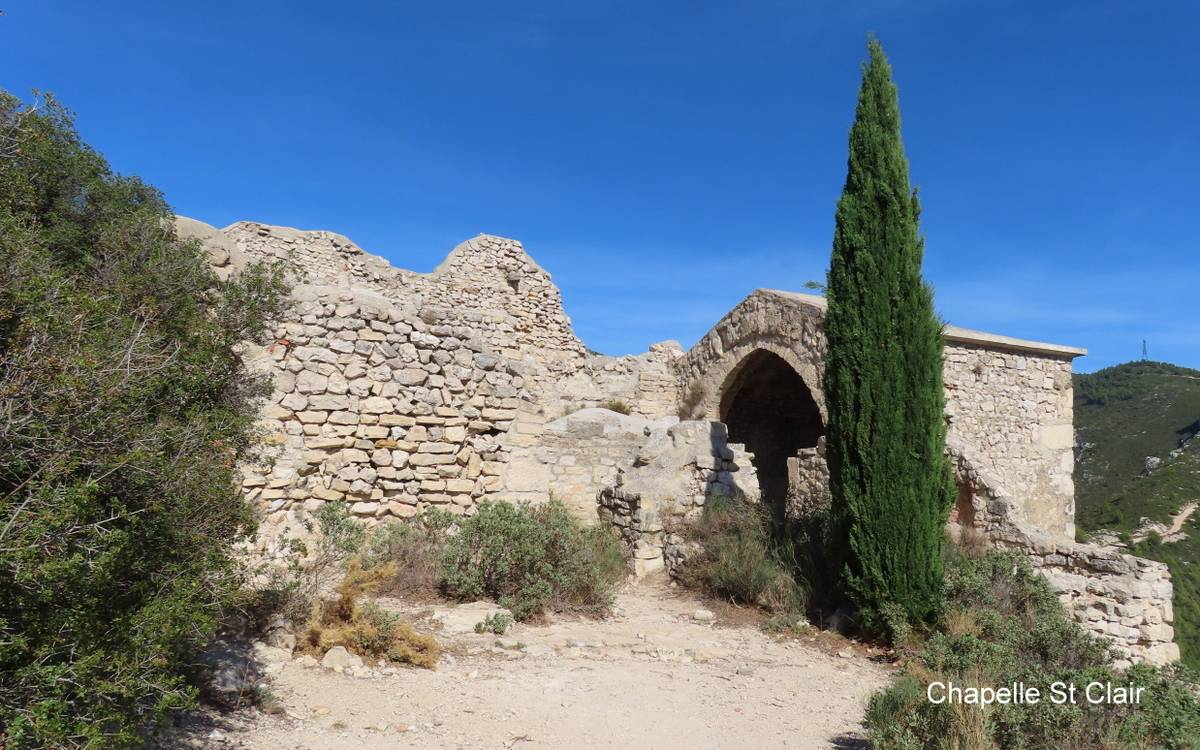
[439,500,627,620]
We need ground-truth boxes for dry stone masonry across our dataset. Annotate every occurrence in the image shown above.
[180,216,1178,666]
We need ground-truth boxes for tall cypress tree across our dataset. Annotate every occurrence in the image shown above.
[825,39,954,628]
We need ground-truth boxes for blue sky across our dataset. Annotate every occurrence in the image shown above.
[3,1,1196,372]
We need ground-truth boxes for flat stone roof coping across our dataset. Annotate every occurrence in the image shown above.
[759,289,1087,359]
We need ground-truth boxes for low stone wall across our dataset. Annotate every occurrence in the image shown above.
[991,526,1179,667]
[786,437,829,520]
[502,409,671,516]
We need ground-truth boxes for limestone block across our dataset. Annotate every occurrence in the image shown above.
[379,414,416,427]
[1141,623,1174,642]
[481,461,504,476]
[385,501,419,518]
[370,449,392,467]
[409,453,456,467]
[262,403,292,420]
[1140,641,1181,666]
[481,407,517,420]
[280,392,309,411]
[295,370,328,394]
[308,394,350,411]
[326,410,358,425]
[360,396,393,414]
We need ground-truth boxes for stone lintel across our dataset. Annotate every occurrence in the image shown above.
[756,288,1087,360]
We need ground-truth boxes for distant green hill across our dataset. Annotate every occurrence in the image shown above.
[1073,360,1200,670]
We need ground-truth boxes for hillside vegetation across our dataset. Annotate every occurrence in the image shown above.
[1074,360,1200,670]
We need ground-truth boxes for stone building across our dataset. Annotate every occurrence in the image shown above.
[178,216,1179,667]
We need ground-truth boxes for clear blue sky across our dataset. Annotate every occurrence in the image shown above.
[3,1,1197,372]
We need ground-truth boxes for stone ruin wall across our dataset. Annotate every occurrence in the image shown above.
[674,289,1175,665]
[222,222,681,420]
[598,420,759,577]
[940,336,1175,665]
[193,220,683,545]
[943,340,1076,540]
[676,290,1077,542]
[242,283,529,540]
[182,218,1177,666]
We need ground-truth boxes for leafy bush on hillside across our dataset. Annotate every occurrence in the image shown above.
[474,612,514,635]
[675,495,808,616]
[439,500,627,620]
[1075,361,1200,406]
[866,550,1200,750]
[0,92,289,747]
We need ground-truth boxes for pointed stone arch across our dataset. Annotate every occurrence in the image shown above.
[716,349,824,528]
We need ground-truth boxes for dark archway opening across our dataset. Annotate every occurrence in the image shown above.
[719,350,824,533]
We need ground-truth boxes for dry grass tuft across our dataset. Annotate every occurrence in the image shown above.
[676,382,707,420]
[600,399,632,415]
[300,560,440,669]
[944,607,982,638]
[956,526,991,560]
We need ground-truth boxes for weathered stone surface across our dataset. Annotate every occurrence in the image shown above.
[320,645,363,672]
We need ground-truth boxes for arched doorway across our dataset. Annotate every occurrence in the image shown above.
[718,350,824,531]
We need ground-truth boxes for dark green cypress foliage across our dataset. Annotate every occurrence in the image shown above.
[824,39,954,628]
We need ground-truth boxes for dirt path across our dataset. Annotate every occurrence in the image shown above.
[1132,500,1198,543]
[1163,501,1198,535]
[171,581,891,749]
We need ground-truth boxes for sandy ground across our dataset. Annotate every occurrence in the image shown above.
[165,581,892,750]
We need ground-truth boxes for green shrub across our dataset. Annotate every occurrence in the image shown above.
[474,612,514,635]
[306,502,367,585]
[0,92,289,747]
[676,495,808,616]
[867,550,1200,750]
[439,500,626,620]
